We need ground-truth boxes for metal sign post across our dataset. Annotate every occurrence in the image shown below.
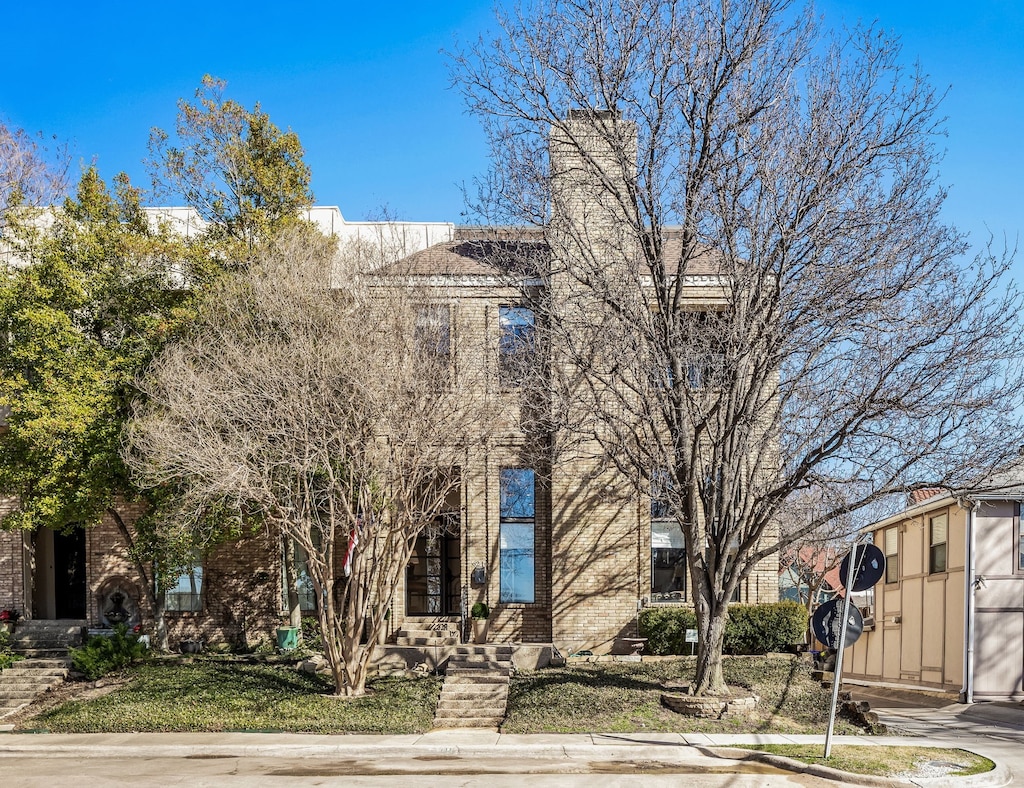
[824,541,863,759]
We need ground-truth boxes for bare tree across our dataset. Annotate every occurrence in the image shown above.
[0,118,69,220]
[451,0,1024,694]
[125,229,495,696]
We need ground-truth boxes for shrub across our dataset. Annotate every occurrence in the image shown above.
[301,616,323,651]
[70,624,147,680]
[638,606,697,655]
[471,602,490,619]
[639,602,807,656]
[0,628,24,671]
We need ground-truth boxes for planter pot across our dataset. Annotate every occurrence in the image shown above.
[472,618,489,644]
[276,626,300,651]
[0,622,12,635]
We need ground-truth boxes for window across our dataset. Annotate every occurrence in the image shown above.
[685,352,726,389]
[498,306,536,386]
[283,542,316,613]
[883,526,899,583]
[415,305,451,358]
[1019,503,1024,571]
[165,561,203,612]
[650,469,685,601]
[929,513,947,574]
[651,520,686,602]
[499,468,535,603]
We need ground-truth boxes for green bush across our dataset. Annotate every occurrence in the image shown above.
[638,606,697,654]
[0,628,24,671]
[639,601,807,656]
[471,602,490,619]
[301,616,323,651]
[70,624,147,680]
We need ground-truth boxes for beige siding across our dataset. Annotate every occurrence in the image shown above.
[846,501,966,694]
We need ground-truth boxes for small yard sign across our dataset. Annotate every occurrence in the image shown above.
[684,629,698,643]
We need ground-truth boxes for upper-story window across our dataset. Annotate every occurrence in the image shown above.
[1018,503,1024,571]
[883,525,899,583]
[929,513,947,574]
[415,305,451,357]
[498,305,536,387]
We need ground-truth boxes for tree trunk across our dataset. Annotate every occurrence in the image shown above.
[692,592,729,696]
[282,537,302,629]
[107,506,168,651]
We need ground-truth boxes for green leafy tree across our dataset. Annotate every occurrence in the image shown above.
[0,168,204,646]
[147,74,314,253]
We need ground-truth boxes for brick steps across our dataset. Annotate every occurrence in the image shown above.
[0,619,82,718]
[432,650,512,730]
[0,657,71,718]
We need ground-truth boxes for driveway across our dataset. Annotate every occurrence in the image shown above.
[850,685,1024,783]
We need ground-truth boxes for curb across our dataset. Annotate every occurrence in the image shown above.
[713,746,1012,788]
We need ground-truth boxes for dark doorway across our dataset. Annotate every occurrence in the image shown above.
[406,517,461,615]
[52,529,87,619]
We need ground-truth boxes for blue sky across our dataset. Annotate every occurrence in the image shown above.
[1,1,1020,263]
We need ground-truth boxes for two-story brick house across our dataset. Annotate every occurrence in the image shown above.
[0,114,778,654]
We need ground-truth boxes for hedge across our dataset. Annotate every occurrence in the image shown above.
[638,601,807,656]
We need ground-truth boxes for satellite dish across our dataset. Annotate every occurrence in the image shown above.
[811,598,864,650]
[838,543,886,592]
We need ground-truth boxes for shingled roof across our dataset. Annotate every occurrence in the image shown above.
[386,225,727,279]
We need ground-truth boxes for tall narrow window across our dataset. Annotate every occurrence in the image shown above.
[499,468,535,603]
[1019,503,1024,571]
[165,560,203,612]
[415,305,451,357]
[930,513,948,574]
[650,470,686,602]
[884,526,899,583]
[498,306,536,386]
[282,542,316,613]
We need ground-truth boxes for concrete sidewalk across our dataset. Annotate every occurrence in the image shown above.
[0,729,1011,787]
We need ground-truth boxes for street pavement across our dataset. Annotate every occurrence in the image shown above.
[0,691,1021,786]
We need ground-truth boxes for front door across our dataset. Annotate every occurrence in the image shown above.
[406,518,461,615]
[33,527,87,620]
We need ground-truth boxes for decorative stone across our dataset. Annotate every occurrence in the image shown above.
[661,688,760,719]
[298,655,329,674]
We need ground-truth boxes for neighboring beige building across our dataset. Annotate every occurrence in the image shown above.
[845,473,1024,701]
[0,115,779,655]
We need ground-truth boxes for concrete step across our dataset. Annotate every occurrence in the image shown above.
[2,664,68,677]
[7,658,70,669]
[0,674,64,686]
[0,680,62,700]
[435,698,507,714]
[451,645,512,657]
[443,672,509,686]
[447,663,512,677]
[10,649,70,660]
[439,685,508,700]
[432,716,504,728]
[394,636,459,647]
[398,625,460,635]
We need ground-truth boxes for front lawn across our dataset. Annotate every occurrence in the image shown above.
[502,654,871,734]
[20,659,441,734]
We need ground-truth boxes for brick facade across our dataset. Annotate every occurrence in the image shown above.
[0,112,779,653]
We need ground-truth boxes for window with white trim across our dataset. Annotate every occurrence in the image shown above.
[929,513,947,574]
[165,560,203,612]
[884,526,899,583]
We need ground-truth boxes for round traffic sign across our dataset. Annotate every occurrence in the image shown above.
[811,598,864,650]
[838,543,886,592]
